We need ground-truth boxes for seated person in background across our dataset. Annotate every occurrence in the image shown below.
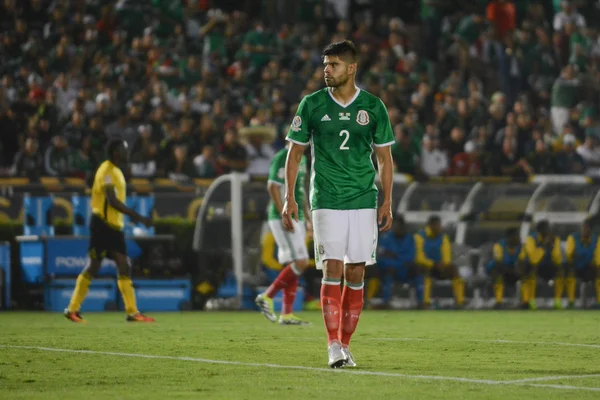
[414,215,465,308]
[367,216,423,308]
[565,218,600,308]
[486,227,523,308]
[520,220,563,310]
[260,226,318,313]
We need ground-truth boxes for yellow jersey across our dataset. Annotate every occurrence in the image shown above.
[91,160,126,230]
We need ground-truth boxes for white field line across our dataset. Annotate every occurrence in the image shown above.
[1,345,600,393]
[505,374,600,384]
[371,337,600,349]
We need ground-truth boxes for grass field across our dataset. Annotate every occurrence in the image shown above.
[1,310,600,399]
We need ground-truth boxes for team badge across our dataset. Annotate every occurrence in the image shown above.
[357,110,369,125]
[318,244,325,255]
[291,116,302,132]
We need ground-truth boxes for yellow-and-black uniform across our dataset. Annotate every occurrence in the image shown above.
[487,239,524,304]
[414,227,464,306]
[565,232,600,304]
[521,232,563,307]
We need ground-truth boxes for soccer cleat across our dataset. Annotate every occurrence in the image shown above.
[493,302,505,310]
[255,293,276,323]
[126,313,155,322]
[342,347,356,367]
[278,314,311,325]
[327,341,347,369]
[567,301,575,309]
[528,300,537,310]
[553,299,563,310]
[64,309,85,323]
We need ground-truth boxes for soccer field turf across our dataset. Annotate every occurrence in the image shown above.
[1,311,600,399]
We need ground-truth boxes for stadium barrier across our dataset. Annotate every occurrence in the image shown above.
[0,242,10,309]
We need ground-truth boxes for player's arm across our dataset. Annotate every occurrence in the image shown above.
[441,234,452,266]
[261,231,280,271]
[373,98,395,232]
[283,97,311,230]
[524,236,544,266]
[267,157,285,215]
[565,235,576,264]
[414,234,434,269]
[594,237,600,267]
[104,188,152,227]
[492,243,504,263]
[551,236,563,266]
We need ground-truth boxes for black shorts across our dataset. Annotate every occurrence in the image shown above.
[535,263,560,281]
[575,266,595,282]
[89,214,126,260]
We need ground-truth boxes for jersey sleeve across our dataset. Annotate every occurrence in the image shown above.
[100,166,115,188]
[373,98,395,147]
[493,243,504,262]
[286,96,311,145]
[267,152,286,186]
[565,235,576,263]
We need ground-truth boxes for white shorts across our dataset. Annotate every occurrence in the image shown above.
[268,219,309,264]
[312,209,378,270]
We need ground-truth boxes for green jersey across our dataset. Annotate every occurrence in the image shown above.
[267,148,307,221]
[286,88,394,210]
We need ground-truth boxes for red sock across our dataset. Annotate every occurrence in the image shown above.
[265,265,298,298]
[282,276,299,315]
[321,280,342,344]
[339,283,364,347]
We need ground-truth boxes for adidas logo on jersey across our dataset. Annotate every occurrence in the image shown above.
[321,114,331,122]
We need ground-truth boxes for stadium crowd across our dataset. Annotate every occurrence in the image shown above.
[1,0,600,183]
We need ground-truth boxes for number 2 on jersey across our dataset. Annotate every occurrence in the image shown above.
[339,129,350,150]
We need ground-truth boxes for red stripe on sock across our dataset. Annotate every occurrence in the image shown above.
[340,285,364,347]
[321,282,342,344]
[282,276,299,315]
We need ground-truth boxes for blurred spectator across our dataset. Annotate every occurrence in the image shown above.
[391,125,420,175]
[556,133,586,174]
[193,145,218,179]
[444,127,466,159]
[166,145,196,182]
[44,135,74,177]
[420,135,448,177]
[131,142,158,178]
[553,0,585,32]
[450,141,481,176]
[244,132,276,177]
[551,65,581,134]
[576,135,600,177]
[527,140,557,174]
[493,137,533,178]
[10,137,43,180]
[218,129,248,174]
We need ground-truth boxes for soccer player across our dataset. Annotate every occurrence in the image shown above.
[255,143,312,325]
[368,216,424,308]
[414,215,465,308]
[565,219,600,308]
[64,138,155,323]
[486,227,523,308]
[520,220,563,310]
[282,40,394,368]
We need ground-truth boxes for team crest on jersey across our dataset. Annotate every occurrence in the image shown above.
[339,112,351,121]
[357,110,370,125]
[291,116,302,132]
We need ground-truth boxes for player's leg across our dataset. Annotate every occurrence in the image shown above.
[422,265,433,308]
[339,209,378,366]
[65,217,106,322]
[405,262,425,307]
[550,263,564,309]
[313,209,347,368]
[487,262,504,307]
[64,257,102,322]
[112,251,154,322]
[521,262,537,309]
[565,263,578,308]
[594,265,600,307]
[448,264,465,308]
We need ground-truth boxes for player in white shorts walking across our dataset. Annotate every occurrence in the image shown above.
[255,142,312,325]
[282,40,394,368]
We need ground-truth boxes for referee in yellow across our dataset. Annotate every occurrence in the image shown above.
[64,138,155,323]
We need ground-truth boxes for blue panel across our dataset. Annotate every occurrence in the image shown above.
[23,196,55,236]
[122,279,191,311]
[72,196,91,236]
[19,241,44,283]
[0,243,10,309]
[45,279,117,312]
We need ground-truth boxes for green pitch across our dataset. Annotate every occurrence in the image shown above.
[1,311,600,399]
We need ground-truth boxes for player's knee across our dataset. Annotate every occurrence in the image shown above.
[117,262,131,278]
[344,264,365,284]
[83,260,101,278]
[294,259,310,272]
[323,259,343,279]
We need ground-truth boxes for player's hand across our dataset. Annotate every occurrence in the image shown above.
[282,199,298,232]
[378,202,393,232]
[140,216,154,228]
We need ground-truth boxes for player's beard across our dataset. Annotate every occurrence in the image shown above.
[324,74,349,88]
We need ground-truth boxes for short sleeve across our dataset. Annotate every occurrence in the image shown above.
[268,152,285,186]
[373,98,395,147]
[102,168,114,187]
[286,96,311,145]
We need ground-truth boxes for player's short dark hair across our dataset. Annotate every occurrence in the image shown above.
[106,137,127,160]
[506,227,519,237]
[322,40,358,64]
[536,220,550,233]
[427,215,441,225]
